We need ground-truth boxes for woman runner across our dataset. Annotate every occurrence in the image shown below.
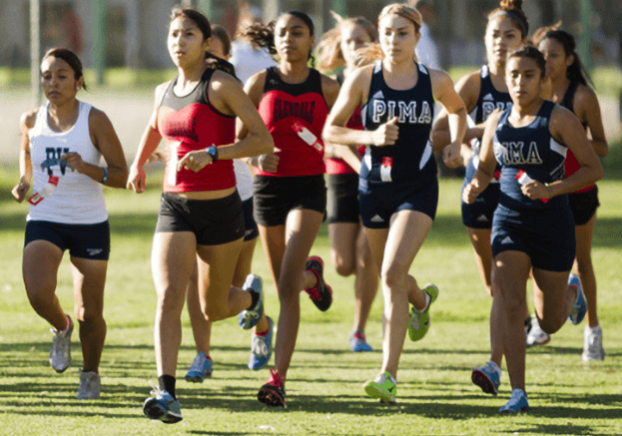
[527,24,608,360]
[239,11,338,407]
[127,7,273,423]
[12,48,128,399]
[463,46,602,412]
[324,3,466,404]
[432,0,533,395]
[317,13,380,352]
[183,24,273,382]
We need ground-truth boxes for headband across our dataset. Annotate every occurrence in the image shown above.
[490,10,527,35]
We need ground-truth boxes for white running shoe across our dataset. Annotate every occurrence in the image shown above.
[582,324,605,362]
[76,370,101,399]
[526,316,550,348]
[50,315,73,373]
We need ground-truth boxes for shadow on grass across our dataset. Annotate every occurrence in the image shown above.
[499,423,610,435]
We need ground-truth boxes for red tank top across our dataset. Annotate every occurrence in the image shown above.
[256,67,328,177]
[560,81,594,193]
[326,106,366,175]
[158,68,236,192]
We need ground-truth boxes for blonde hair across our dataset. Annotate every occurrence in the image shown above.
[316,11,378,72]
[359,3,423,62]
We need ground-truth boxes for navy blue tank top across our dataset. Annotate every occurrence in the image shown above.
[465,65,513,183]
[361,61,436,187]
[493,100,568,211]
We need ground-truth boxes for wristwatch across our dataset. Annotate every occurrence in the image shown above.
[206,145,218,163]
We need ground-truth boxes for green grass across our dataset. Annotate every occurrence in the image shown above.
[0,166,621,435]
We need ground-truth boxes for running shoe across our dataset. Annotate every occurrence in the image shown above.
[257,368,286,407]
[524,315,533,336]
[364,371,397,404]
[471,361,501,396]
[304,256,333,312]
[248,317,274,371]
[185,352,213,382]
[498,388,529,413]
[76,369,101,399]
[238,274,264,330]
[582,324,605,362]
[50,315,73,373]
[408,284,439,342]
[568,273,587,325]
[526,315,551,348]
[143,383,182,424]
[350,330,373,352]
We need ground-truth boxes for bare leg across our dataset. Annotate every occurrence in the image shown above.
[186,262,211,355]
[233,237,269,333]
[532,269,577,335]
[196,237,248,322]
[574,212,599,328]
[152,232,197,377]
[366,210,433,380]
[328,222,358,277]
[23,241,66,330]
[467,227,494,296]
[492,251,530,393]
[70,257,108,373]
[262,209,323,378]
[353,227,379,333]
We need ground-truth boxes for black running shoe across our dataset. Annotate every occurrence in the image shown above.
[304,256,332,312]
[257,368,286,407]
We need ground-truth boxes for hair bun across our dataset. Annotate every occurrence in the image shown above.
[501,0,524,11]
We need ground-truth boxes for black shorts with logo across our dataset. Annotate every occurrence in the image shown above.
[25,220,111,261]
[155,191,245,245]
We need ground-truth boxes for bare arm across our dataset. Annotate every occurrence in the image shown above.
[432,71,480,150]
[127,83,167,192]
[62,109,128,188]
[323,66,381,146]
[576,86,608,157]
[12,110,37,202]
[178,71,274,172]
[430,69,467,168]
[462,111,501,204]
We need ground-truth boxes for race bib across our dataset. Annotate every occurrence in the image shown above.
[291,121,323,152]
[28,175,59,205]
[380,156,393,182]
[167,141,181,187]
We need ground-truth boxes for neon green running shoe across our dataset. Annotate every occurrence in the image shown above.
[408,283,439,342]
[364,371,397,404]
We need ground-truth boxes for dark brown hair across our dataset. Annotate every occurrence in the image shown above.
[169,6,235,76]
[508,45,546,77]
[488,0,529,39]
[42,47,87,90]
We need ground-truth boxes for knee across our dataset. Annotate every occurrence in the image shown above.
[74,304,103,324]
[539,317,563,335]
[493,283,524,315]
[204,306,227,322]
[381,266,408,292]
[157,289,186,315]
[335,261,355,277]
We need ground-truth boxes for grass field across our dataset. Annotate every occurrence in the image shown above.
[0,166,621,436]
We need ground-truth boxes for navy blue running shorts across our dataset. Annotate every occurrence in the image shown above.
[359,178,439,229]
[491,204,576,272]
[242,197,259,241]
[156,191,245,246]
[461,181,500,229]
[568,186,599,226]
[24,220,111,261]
[327,173,359,224]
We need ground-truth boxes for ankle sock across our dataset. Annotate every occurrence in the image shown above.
[159,375,176,399]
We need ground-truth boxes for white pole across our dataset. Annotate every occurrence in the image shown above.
[30,0,41,106]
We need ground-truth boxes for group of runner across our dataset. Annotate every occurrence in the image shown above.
[12,0,606,421]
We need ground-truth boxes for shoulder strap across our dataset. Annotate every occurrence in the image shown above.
[560,81,579,113]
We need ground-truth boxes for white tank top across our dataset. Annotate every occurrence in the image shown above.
[233,159,253,202]
[27,101,108,224]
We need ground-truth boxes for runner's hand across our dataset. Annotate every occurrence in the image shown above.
[12,180,30,203]
[127,165,146,193]
[177,150,213,173]
[372,117,399,146]
[462,179,484,204]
